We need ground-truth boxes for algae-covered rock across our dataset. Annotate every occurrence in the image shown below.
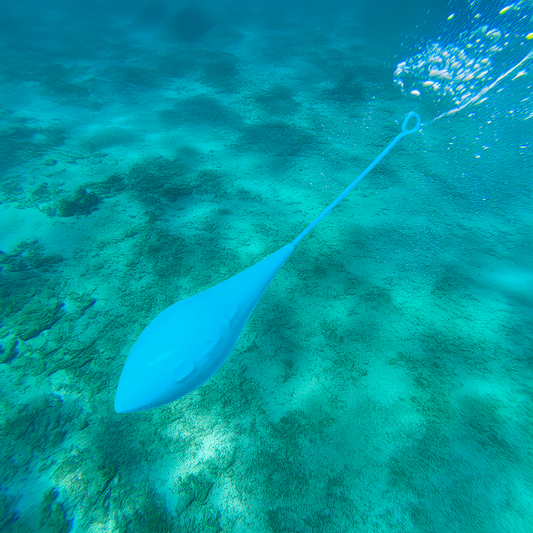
[175,473,214,513]
[0,335,18,364]
[88,172,127,198]
[1,240,62,273]
[1,396,68,454]
[15,297,64,341]
[31,182,51,202]
[57,186,100,217]
[0,494,18,531]
[39,488,72,533]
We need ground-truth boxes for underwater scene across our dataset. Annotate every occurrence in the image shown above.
[0,0,532,531]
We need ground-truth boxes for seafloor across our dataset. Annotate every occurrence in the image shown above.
[0,5,531,533]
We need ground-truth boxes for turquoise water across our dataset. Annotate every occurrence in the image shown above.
[0,1,532,532]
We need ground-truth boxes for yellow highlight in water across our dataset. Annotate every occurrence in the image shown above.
[526,33,533,40]
[499,4,514,15]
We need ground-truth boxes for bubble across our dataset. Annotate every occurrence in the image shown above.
[393,0,533,121]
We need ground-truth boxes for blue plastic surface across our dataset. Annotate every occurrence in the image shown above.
[115,243,295,413]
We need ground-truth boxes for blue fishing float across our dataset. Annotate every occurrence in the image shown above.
[115,112,421,413]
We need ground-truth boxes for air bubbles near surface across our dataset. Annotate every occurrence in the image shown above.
[394,0,533,123]
[391,0,532,213]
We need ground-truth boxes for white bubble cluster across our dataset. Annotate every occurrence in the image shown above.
[393,25,505,109]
